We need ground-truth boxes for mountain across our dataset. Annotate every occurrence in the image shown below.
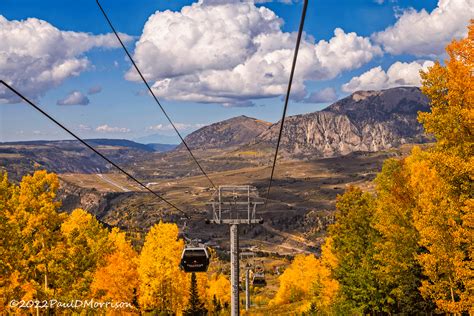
[146,143,176,152]
[1,139,155,152]
[177,115,272,150]
[1,87,431,182]
[0,139,158,181]
[85,139,156,152]
[134,133,180,145]
[256,86,431,157]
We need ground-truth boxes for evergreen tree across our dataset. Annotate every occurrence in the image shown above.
[211,294,222,315]
[183,272,208,316]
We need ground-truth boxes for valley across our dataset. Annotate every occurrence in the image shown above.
[1,87,431,254]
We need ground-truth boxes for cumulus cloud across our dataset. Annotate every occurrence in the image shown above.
[95,125,131,133]
[0,15,132,103]
[372,0,473,57]
[127,1,381,106]
[88,85,102,95]
[57,91,90,105]
[341,60,434,92]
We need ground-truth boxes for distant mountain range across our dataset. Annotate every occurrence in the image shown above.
[133,133,180,145]
[1,87,432,181]
[179,86,431,157]
[1,139,176,153]
[4,87,430,159]
[0,138,175,180]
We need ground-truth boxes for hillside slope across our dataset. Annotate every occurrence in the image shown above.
[255,86,430,157]
[177,115,271,150]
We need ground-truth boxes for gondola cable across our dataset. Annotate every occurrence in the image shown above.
[96,0,217,191]
[0,80,188,218]
[263,0,308,211]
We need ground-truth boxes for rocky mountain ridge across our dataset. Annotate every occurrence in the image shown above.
[264,86,430,157]
[181,86,431,158]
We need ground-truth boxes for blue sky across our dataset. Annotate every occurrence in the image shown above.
[0,0,471,143]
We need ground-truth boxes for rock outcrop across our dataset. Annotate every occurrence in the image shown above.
[256,86,430,157]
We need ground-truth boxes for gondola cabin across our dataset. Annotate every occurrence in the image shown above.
[252,264,266,287]
[180,247,210,273]
[252,272,266,287]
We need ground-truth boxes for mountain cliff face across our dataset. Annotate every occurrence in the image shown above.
[178,115,272,150]
[256,87,430,157]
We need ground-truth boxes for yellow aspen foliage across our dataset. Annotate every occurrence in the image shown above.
[406,148,473,314]
[409,20,473,314]
[138,221,188,314]
[204,250,230,313]
[320,236,338,271]
[59,208,111,301]
[372,158,434,313]
[1,171,67,310]
[270,254,320,305]
[193,271,209,309]
[0,171,21,313]
[91,228,139,305]
[206,273,231,309]
[419,20,473,158]
[308,237,340,314]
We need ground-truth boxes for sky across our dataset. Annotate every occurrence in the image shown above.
[0,0,472,143]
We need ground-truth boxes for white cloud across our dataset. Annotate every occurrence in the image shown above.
[0,15,132,103]
[341,60,434,92]
[95,125,131,133]
[78,124,92,131]
[372,0,473,57]
[302,87,337,103]
[57,91,90,105]
[127,1,381,106]
[147,123,206,131]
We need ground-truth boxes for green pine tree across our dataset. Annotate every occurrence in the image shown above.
[183,273,208,316]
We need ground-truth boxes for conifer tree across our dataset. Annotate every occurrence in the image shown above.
[211,294,222,315]
[183,272,208,316]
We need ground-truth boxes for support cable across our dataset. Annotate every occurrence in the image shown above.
[0,80,188,217]
[264,0,308,210]
[96,0,217,190]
